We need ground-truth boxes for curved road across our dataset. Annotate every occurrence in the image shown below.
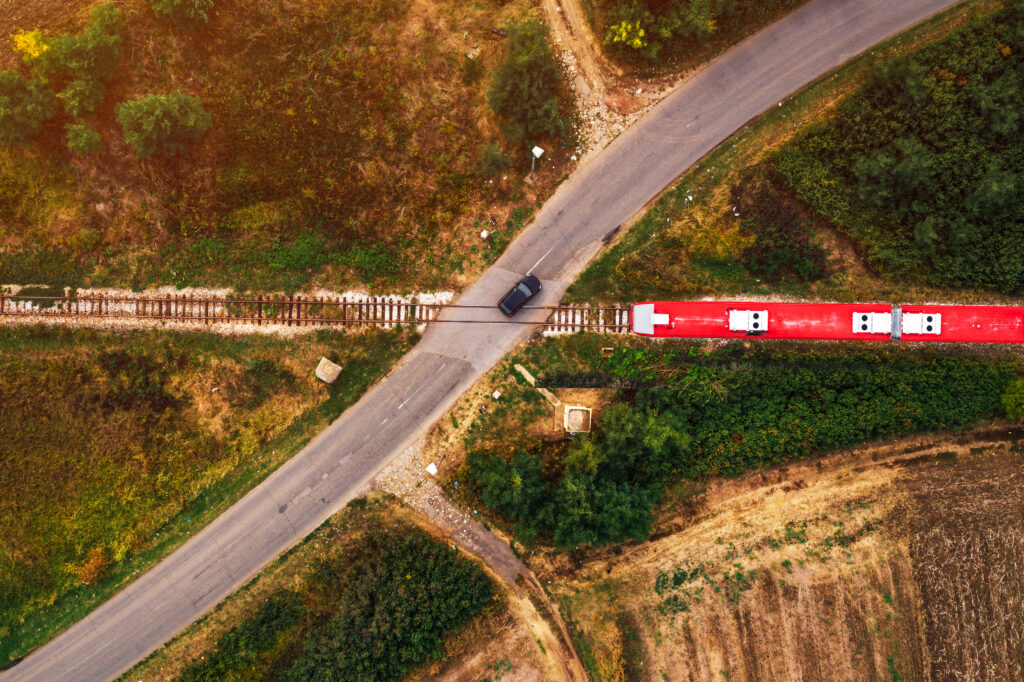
[6,0,961,679]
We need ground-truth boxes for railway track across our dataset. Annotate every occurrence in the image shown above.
[0,292,631,334]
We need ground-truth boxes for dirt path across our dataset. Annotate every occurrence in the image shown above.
[539,0,672,162]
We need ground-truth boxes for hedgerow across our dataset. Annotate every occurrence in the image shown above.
[467,342,1019,550]
[178,591,305,682]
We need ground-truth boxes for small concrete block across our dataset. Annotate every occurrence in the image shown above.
[315,357,343,384]
[492,390,501,400]
[426,462,438,476]
[564,405,593,433]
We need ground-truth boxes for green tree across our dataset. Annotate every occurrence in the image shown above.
[487,19,566,144]
[116,92,212,157]
[65,121,103,156]
[0,72,57,145]
[149,0,215,31]
[34,3,123,84]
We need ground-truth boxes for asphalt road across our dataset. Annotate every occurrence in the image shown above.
[6,0,962,679]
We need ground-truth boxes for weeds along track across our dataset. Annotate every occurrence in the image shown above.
[0,291,631,335]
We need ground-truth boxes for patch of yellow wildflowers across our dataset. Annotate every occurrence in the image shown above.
[608,20,647,50]
[11,29,48,62]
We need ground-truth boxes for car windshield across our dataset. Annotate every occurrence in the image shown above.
[517,283,532,296]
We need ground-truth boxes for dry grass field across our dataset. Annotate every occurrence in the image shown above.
[545,437,1024,682]
[0,0,565,292]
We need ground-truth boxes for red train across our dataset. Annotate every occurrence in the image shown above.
[629,301,1024,344]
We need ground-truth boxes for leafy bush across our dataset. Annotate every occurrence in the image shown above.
[488,19,567,144]
[57,77,107,119]
[65,121,103,156]
[479,143,512,177]
[1003,377,1024,419]
[284,527,493,681]
[33,3,123,118]
[468,345,1016,549]
[0,72,57,145]
[10,30,49,64]
[773,6,1024,293]
[601,0,737,62]
[149,0,215,31]
[266,234,332,274]
[116,92,212,157]
[178,591,304,682]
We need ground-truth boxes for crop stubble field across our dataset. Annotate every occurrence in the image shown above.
[549,442,1024,682]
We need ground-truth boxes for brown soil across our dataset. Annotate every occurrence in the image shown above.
[903,447,1024,681]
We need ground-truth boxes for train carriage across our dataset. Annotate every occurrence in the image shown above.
[630,301,1024,344]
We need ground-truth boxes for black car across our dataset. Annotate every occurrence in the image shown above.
[497,274,542,316]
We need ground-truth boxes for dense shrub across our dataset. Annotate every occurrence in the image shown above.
[0,72,57,145]
[773,6,1024,293]
[65,121,103,156]
[468,345,1016,550]
[149,0,215,31]
[731,166,826,283]
[33,3,123,119]
[178,591,304,682]
[116,92,212,157]
[284,528,493,681]
[1003,377,1024,419]
[488,19,567,144]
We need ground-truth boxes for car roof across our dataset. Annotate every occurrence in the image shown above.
[520,274,541,290]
